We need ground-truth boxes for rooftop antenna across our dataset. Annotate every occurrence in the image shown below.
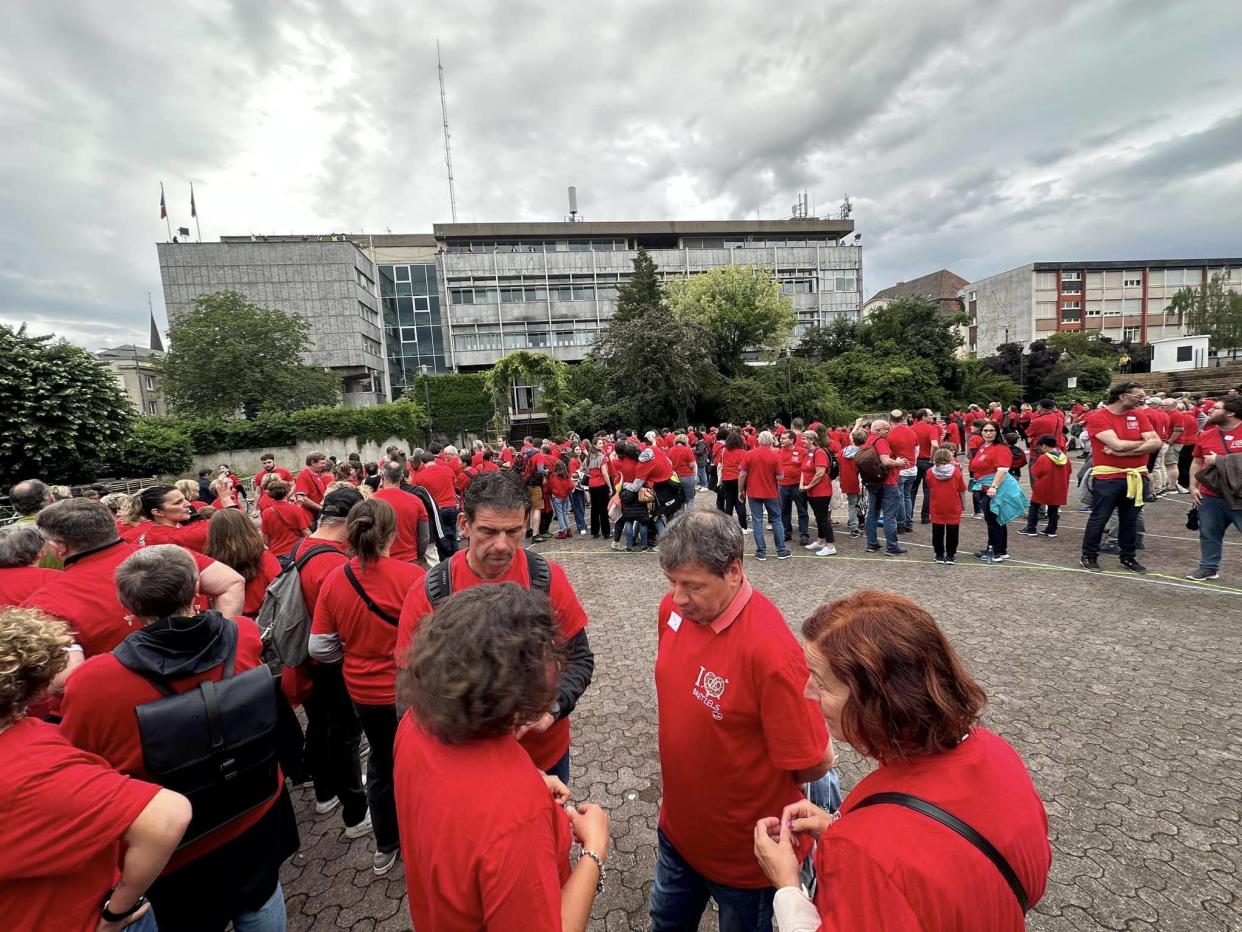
[437,40,458,223]
[839,193,853,220]
[567,185,579,222]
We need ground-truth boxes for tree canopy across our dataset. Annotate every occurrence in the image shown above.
[162,291,340,419]
[1,323,135,486]
[610,246,663,325]
[1170,273,1242,354]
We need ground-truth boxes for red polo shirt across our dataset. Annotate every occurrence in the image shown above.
[394,717,572,932]
[0,718,161,932]
[927,466,967,523]
[412,461,458,509]
[970,442,1013,479]
[1086,408,1154,474]
[23,541,213,657]
[255,466,292,489]
[0,565,60,607]
[293,467,327,513]
[778,446,803,487]
[1178,409,1200,446]
[396,550,587,770]
[260,500,312,557]
[743,445,782,499]
[801,447,833,498]
[864,435,899,486]
[59,618,278,875]
[719,447,747,481]
[887,423,918,464]
[312,556,425,706]
[372,487,430,562]
[655,581,827,888]
[911,421,939,460]
[138,518,210,553]
[668,444,696,478]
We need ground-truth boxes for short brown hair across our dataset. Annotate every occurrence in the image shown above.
[0,608,73,725]
[399,584,563,744]
[802,590,986,761]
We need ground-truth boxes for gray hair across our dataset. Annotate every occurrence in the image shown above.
[0,526,45,568]
[758,430,775,446]
[115,545,199,620]
[658,510,744,577]
[100,492,132,516]
[382,461,405,485]
[35,499,119,553]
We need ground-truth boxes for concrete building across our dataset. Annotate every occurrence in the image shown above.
[863,269,967,319]
[157,238,388,407]
[96,344,168,416]
[961,258,1242,358]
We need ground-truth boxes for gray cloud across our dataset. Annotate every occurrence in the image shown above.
[1,0,1240,351]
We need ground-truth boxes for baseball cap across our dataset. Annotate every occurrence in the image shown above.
[321,487,363,519]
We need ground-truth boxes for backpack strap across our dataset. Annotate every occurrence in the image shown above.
[424,558,453,609]
[343,563,401,626]
[523,549,552,594]
[289,540,341,573]
[852,791,1029,914]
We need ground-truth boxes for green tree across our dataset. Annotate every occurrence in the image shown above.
[162,291,340,419]
[665,265,795,377]
[858,297,965,387]
[1044,331,1123,362]
[611,246,663,325]
[955,358,1021,408]
[109,418,193,477]
[822,348,949,413]
[714,356,856,425]
[1170,273,1242,357]
[797,317,858,362]
[0,324,135,486]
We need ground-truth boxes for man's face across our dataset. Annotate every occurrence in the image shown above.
[1119,388,1146,410]
[663,559,743,625]
[312,458,329,474]
[1208,402,1227,425]
[261,458,274,471]
[460,506,527,579]
[781,434,794,450]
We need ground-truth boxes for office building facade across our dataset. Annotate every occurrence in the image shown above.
[96,344,167,416]
[962,258,1242,359]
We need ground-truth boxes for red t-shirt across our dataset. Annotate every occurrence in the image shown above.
[778,447,803,488]
[289,537,350,613]
[970,442,1013,479]
[312,556,425,706]
[638,448,674,484]
[0,565,60,607]
[587,456,608,487]
[1145,407,1171,441]
[241,551,283,616]
[546,474,574,500]
[261,500,312,558]
[813,728,1049,931]
[58,618,277,874]
[138,519,210,553]
[396,551,588,770]
[1193,426,1242,497]
[719,447,747,481]
[837,446,861,495]
[1025,412,1064,451]
[1087,408,1154,474]
[255,466,293,490]
[801,448,833,498]
[887,423,918,464]
[1029,453,1071,506]
[293,467,327,512]
[412,462,458,509]
[1177,410,1200,446]
[864,435,899,486]
[372,487,430,563]
[668,444,696,478]
[0,718,161,932]
[23,541,212,657]
[912,421,939,460]
[394,717,572,932]
[743,445,782,499]
[945,422,963,447]
[655,583,827,888]
[926,466,967,524]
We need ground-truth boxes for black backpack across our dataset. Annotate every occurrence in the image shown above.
[424,549,551,608]
[853,444,887,488]
[118,626,281,848]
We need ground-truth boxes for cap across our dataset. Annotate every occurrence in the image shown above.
[321,487,363,519]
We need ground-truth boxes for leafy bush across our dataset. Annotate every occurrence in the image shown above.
[822,349,949,413]
[108,419,193,477]
[404,372,493,428]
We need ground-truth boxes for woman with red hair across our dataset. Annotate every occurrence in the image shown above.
[754,590,1050,931]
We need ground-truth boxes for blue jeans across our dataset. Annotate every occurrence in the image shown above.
[779,484,809,540]
[899,472,919,527]
[233,883,287,932]
[1081,479,1140,559]
[546,749,570,783]
[865,484,901,551]
[125,911,158,932]
[625,520,649,549]
[552,496,571,532]
[650,830,775,932]
[747,497,787,557]
[698,465,709,487]
[680,476,697,506]
[1198,494,1242,571]
[571,489,587,531]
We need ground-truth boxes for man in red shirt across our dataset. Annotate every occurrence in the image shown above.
[1081,381,1162,573]
[1186,397,1242,581]
[887,410,919,532]
[739,431,790,560]
[396,470,593,783]
[372,462,429,563]
[910,408,941,524]
[411,450,460,558]
[776,430,809,546]
[293,451,330,520]
[254,453,293,511]
[259,479,312,558]
[651,510,831,930]
[1026,399,1065,453]
[863,420,909,555]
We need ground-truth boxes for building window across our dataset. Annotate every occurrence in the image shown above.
[1061,308,1080,323]
[832,271,857,292]
[1061,271,1081,281]
[1123,327,1140,343]
[1062,281,1082,294]
[1085,272,1103,289]
[1176,345,1193,362]
[1123,272,1142,288]
[1086,303,1102,317]
[1036,301,1057,319]
[358,301,379,325]
[1062,300,1081,310]
[1103,300,1122,317]
[1122,298,1142,314]
[1035,272,1056,290]
[144,375,156,391]
[512,384,540,413]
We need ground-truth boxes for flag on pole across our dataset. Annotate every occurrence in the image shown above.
[190,183,197,218]
[160,183,167,220]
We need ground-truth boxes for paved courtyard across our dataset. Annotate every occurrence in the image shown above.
[280,489,1241,931]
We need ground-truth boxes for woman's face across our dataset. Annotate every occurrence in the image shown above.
[155,490,192,524]
[804,643,850,743]
[595,439,605,452]
[980,426,998,443]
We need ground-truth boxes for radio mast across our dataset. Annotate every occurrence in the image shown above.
[437,40,458,222]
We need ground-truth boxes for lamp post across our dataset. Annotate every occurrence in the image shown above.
[419,364,432,444]
[783,347,793,421]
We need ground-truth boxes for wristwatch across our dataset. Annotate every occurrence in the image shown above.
[101,894,147,923]
[549,700,562,721]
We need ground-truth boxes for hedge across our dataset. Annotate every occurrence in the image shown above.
[405,372,493,426]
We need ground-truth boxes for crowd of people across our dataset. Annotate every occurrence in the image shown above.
[0,379,1238,931]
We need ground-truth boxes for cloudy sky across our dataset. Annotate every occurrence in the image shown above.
[2,0,1240,349]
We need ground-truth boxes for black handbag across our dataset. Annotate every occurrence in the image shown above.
[1186,506,1199,531]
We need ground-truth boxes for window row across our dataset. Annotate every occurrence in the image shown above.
[451,322,599,353]
[358,301,379,325]
[450,284,619,305]
[681,236,840,248]
[1040,268,1230,291]
[445,239,628,254]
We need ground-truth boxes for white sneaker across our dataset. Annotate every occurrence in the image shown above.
[343,811,372,839]
[373,848,399,876]
[803,541,821,550]
[315,796,340,815]
[816,546,837,556]
[579,529,587,535]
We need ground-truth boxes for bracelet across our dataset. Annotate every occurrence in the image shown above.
[579,848,606,895]
[101,894,147,923]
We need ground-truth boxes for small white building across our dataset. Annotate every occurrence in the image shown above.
[1149,334,1209,372]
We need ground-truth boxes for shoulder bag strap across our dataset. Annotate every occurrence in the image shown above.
[424,558,453,608]
[343,563,401,626]
[852,791,1030,913]
[523,549,552,594]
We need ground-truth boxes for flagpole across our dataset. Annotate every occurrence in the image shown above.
[191,183,202,242]
[161,182,172,241]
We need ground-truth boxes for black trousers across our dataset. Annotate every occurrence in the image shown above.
[303,663,366,826]
[915,459,933,521]
[982,498,1008,555]
[589,484,611,536]
[932,523,959,557]
[808,495,834,542]
[1082,479,1140,559]
[353,701,400,854]
[718,479,748,529]
[1177,444,1195,487]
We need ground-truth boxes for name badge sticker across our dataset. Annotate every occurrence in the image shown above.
[668,612,682,632]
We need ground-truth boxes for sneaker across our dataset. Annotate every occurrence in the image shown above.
[359,738,370,760]
[315,796,340,815]
[532,535,546,544]
[946,556,957,565]
[897,525,913,533]
[343,811,372,839]
[799,535,810,546]
[1041,530,1058,538]
[755,553,767,561]
[1079,557,1102,573]
[865,545,881,553]
[849,528,860,538]
[625,547,634,553]
[934,555,946,564]
[580,529,588,535]
[1186,567,1220,581]
[373,848,399,876]
[611,541,624,552]
[994,553,1010,562]
[776,551,793,560]
[1177,486,1191,495]
[803,541,821,550]
[1017,528,1039,536]
[1120,557,1147,574]
[1165,488,1180,495]
[885,547,908,556]
[1077,506,1092,513]
[816,545,837,556]
[972,513,984,520]
[649,545,658,553]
